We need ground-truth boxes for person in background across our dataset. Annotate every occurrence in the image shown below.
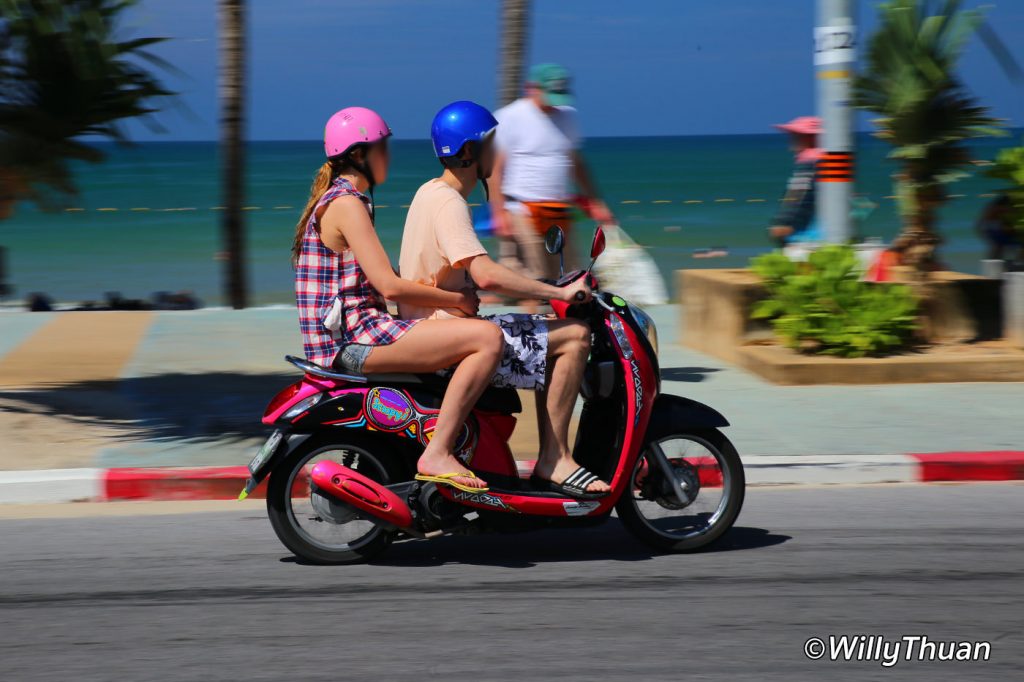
[489,63,614,282]
[975,193,1021,261]
[26,292,52,312]
[769,116,824,246]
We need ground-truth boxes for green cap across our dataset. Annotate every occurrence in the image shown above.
[528,63,573,107]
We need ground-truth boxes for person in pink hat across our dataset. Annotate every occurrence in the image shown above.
[768,116,824,246]
[291,107,506,492]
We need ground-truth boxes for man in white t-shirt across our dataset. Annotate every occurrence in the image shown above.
[490,63,614,281]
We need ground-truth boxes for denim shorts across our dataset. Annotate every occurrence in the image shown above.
[334,343,373,374]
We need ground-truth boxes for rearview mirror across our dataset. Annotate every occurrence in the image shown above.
[590,226,606,259]
[544,225,565,255]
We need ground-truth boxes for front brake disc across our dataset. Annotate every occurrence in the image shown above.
[653,461,701,510]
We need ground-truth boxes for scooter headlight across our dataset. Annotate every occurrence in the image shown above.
[608,315,634,359]
[627,303,659,355]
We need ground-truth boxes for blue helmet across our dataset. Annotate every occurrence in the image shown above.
[431,100,498,159]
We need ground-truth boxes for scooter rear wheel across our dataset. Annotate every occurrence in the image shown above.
[266,435,400,564]
[616,428,744,552]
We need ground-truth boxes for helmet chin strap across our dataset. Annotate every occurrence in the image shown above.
[478,168,490,202]
[457,141,490,201]
[347,148,377,222]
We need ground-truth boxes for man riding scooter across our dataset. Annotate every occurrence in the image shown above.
[398,100,610,499]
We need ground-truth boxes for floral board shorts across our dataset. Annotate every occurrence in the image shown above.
[482,313,549,391]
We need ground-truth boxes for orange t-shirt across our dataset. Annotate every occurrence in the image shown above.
[398,179,488,320]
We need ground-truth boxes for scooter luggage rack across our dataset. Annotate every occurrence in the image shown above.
[284,355,368,383]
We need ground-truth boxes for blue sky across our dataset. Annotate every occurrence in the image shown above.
[124,0,1024,141]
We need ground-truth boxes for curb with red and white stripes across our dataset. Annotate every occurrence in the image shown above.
[1,452,1022,504]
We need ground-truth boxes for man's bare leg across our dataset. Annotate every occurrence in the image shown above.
[531,319,610,494]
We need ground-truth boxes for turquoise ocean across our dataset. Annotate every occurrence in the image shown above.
[0,133,1016,306]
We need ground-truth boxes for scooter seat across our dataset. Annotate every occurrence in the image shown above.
[284,356,520,414]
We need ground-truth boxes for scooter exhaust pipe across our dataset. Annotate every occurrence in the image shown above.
[309,461,415,530]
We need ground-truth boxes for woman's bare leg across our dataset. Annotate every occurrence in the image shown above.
[361,319,504,489]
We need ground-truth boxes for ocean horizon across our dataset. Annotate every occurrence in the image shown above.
[1,131,1018,306]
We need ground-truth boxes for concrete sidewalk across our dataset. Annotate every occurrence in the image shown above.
[1,305,1021,493]
[5,454,1023,504]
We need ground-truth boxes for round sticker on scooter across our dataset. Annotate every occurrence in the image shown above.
[365,387,414,430]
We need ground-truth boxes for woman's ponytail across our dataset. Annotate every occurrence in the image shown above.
[292,161,338,267]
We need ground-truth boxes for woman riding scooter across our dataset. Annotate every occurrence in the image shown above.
[292,106,504,493]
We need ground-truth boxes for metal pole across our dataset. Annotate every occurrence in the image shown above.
[981,259,1006,280]
[1006,272,1024,348]
[815,0,856,243]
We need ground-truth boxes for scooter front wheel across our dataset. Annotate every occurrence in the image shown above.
[616,428,744,552]
[266,435,399,565]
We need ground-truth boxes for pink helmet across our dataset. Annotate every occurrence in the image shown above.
[323,107,391,159]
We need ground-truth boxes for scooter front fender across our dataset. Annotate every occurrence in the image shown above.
[644,394,729,443]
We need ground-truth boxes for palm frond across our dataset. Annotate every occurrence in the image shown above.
[853,0,1004,236]
[0,0,174,206]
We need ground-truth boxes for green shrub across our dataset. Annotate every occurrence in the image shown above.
[985,142,1024,237]
[750,246,919,358]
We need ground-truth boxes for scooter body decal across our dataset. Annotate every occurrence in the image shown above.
[631,360,643,426]
[452,490,513,511]
[563,500,601,516]
[365,387,414,430]
[421,415,438,442]
[304,388,481,461]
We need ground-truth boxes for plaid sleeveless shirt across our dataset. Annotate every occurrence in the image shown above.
[295,177,418,367]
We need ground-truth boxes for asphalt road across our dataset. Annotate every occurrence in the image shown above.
[1,484,1021,681]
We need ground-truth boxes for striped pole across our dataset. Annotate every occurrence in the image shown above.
[815,0,856,243]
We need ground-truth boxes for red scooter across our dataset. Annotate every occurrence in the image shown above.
[242,226,744,564]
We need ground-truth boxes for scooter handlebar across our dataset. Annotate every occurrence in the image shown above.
[542,270,598,306]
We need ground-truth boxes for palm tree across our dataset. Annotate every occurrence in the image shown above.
[497,0,531,107]
[219,0,247,309]
[0,0,172,214]
[854,0,1004,271]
